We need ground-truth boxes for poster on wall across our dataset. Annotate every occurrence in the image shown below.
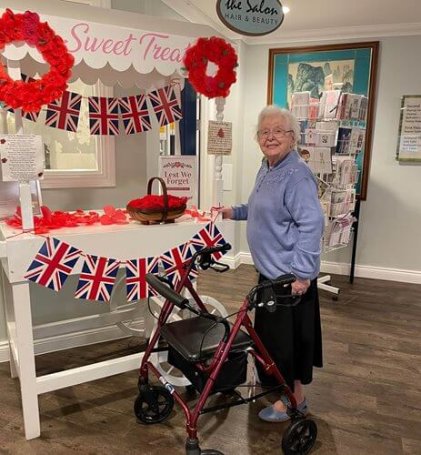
[159,156,197,206]
[0,134,44,182]
[396,95,421,162]
[207,120,232,155]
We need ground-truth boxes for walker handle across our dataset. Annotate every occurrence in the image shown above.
[258,273,296,291]
[248,273,297,306]
[272,273,296,287]
[199,243,231,257]
[145,273,189,309]
[195,243,231,270]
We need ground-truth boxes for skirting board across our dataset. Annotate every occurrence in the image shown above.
[226,252,421,284]
[321,260,421,284]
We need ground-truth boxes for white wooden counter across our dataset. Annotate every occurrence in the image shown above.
[0,217,233,439]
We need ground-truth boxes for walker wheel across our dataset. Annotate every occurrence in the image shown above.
[134,385,174,424]
[281,418,317,454]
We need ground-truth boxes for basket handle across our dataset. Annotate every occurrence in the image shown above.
[147,177,168,222]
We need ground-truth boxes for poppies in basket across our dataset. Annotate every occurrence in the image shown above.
[126,194,188,224]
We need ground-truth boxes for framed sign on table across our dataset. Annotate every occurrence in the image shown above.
[396,95,421,162]
[267,42,379,200]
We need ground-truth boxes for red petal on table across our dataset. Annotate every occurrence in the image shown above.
[103,205,116,216]
[5,217,21,227]
[41,205,52,222]
[112,210,127,222]
[100,214,113,225]
[34,226,50,234]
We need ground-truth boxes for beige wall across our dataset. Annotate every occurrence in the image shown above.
[230,36,421,276]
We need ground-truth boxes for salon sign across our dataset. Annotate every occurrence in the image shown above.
[216,0,284,36]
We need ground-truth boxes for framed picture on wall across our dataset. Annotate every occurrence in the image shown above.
[267,42,379,200]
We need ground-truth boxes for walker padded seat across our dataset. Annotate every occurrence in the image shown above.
[161,316,253,362]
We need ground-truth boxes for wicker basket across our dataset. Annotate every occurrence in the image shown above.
[126,177,186,225]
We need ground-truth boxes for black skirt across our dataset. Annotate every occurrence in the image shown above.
[254,274,323,391]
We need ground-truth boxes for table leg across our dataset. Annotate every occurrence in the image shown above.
[11,281,40,439]
[8,340,19,378]
[2,269,19,379]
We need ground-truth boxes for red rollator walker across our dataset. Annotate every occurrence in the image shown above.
[135,243,318,455]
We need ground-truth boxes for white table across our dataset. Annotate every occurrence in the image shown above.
[0,218,232,439]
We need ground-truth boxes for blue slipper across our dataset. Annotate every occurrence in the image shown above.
[258,399,308,422]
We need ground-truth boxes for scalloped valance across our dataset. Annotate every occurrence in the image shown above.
[0,0,218,87]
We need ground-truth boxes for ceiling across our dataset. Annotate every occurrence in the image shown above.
[161,0,421,44]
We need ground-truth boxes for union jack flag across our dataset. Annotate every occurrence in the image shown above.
[160,242,197,287]
[88,96,120,135]
[75,255,120,302]
[25,237,81,291]
[125,256,159,302]
[118,94,151,134]
[45,91,82,131]
[6,75,40,121]
[190,223,227,261]
[148,86,182,127]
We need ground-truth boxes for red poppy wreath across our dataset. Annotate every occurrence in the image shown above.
[0,9,74,112]
[183,36,238,99]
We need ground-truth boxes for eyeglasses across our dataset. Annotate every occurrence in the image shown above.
[257,128,293,139]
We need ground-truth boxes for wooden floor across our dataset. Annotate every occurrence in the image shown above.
[0,265,420,454]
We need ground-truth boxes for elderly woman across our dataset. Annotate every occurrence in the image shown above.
[219,105,324,422]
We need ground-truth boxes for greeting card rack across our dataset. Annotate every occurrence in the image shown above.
[291,90,368,297]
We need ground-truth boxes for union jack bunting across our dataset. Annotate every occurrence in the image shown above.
[118,94,151,134]
[21,109,40,122]
[24,237,81,291]
[160,242,197,287]
[45,91,82,131]
[125,257,160,302]
[190,223,227,261]
[88,96,120,135]
[75,255,120,302]
[148,86,182,127]
[5,106,39,122]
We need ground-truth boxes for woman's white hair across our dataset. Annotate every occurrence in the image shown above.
[256,105,301,146]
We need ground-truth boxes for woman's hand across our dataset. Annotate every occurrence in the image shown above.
[291,277,310,295]
[216,206,234,219]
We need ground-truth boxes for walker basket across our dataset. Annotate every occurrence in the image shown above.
[167,347,248,394]
[126,177,186,225]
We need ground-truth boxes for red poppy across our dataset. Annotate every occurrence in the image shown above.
[0,9,74,112]
[183,36,238,99]
[127,195,188,211]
